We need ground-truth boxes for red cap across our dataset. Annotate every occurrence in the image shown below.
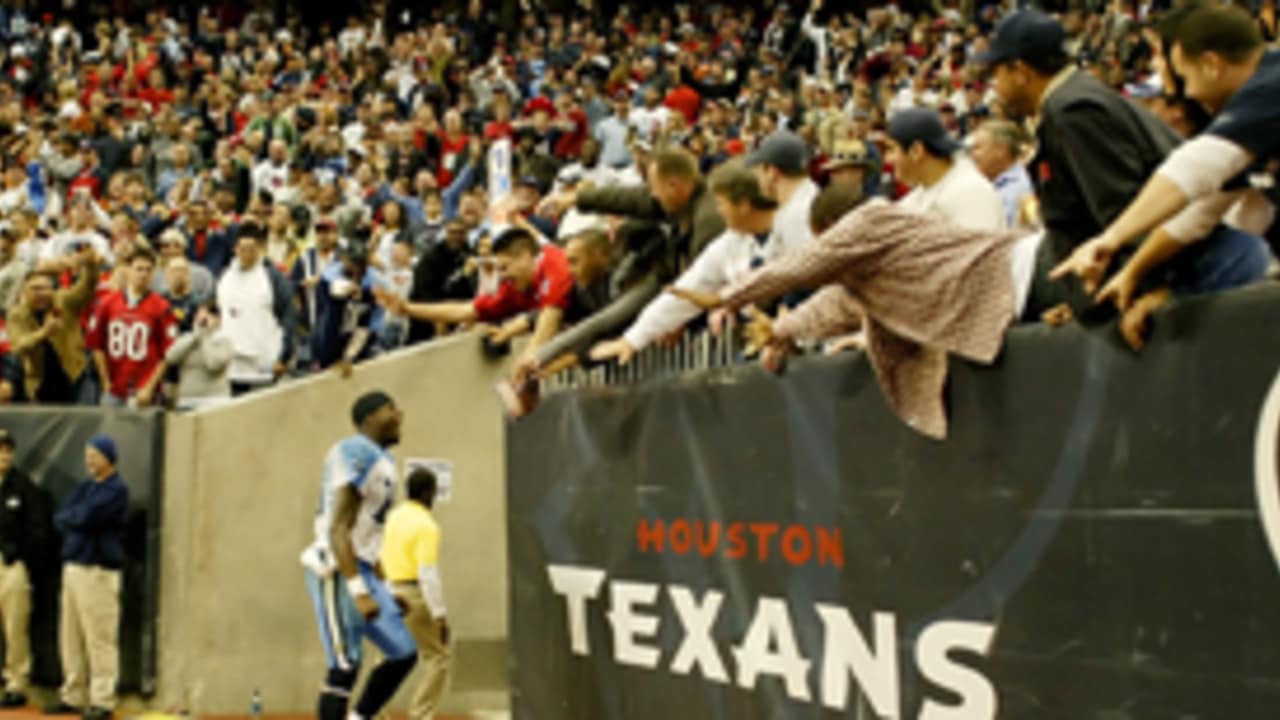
[523,96,556,117]
[724,139,746,157]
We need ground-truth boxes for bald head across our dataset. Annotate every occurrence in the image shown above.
[565,230,611,286]
[648,149,701,215]
[166,255,192,294]
[268,139,288,164]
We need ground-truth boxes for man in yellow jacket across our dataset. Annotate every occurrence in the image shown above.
[380,468,450,718]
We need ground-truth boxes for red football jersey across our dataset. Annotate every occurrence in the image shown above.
[473,244,573,323]
[87,290,177,399]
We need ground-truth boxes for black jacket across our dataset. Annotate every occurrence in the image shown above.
[1028,69,1181,317]
[407,241,475,345]
[577,181,726,283]
[0,468,53,567]
[528,184,725,368]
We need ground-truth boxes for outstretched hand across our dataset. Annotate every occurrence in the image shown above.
[1118,288,1171,352]
[536,189,577,217]
[589,337,637,365]
[741,307,794,373]
[1049,234,1119,295]
[1095,266,1140,313]
[372,286,407,315]
[665,285,723,311]
[741,306,775,355]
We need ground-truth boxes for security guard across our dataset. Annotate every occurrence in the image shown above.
[381,468,451,718]
[0,429,52,708]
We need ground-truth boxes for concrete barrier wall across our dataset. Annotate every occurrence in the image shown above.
[157,334,512,714]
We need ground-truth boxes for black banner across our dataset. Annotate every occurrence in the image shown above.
[507,284,1280,719]
[0,408,162,694]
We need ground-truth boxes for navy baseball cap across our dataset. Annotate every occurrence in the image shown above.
[887,108,963,157]
[977,10,1067,66]
[745,130,810,175]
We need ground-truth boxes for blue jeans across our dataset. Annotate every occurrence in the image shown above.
[1169,225,1273,297]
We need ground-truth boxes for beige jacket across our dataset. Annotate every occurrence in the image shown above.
[8,261,101,399]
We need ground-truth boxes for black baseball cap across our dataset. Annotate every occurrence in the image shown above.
[745,130,809,175]
[977,10,1067,66]
[887,108,962,157]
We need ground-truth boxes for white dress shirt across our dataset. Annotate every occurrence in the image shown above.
[623,228,784,350]
[897,157,1007,231]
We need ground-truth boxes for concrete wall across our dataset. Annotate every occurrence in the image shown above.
[157,334,511,714]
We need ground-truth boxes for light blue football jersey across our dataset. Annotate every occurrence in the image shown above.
[305,433,398,570]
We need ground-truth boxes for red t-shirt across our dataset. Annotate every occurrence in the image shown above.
[473,244,573,323]
[484,121,515,142]
[438,132,471,187]
[87,290,176,399]
[69,170,102,200]
[553,109,590,159]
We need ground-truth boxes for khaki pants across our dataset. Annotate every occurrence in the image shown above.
[59,564,120,710]
[392,584,452,720]
[0,561,30,693]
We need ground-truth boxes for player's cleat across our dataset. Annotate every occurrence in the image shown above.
[0,692,26,708]
[42,702,80,715]
[81,707,112,720]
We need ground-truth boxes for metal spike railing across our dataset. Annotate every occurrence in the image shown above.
[542,328,748,395]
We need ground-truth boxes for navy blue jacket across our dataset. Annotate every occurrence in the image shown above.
[184,224,237,279]
[311,266,384,368]
[54,474,128,570]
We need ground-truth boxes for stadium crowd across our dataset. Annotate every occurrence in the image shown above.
[0,0,1274,435]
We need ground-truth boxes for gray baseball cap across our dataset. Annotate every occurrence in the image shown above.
[744,130,810,175]
[887,108,962,158]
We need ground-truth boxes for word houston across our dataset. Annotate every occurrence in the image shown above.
[636,518,845,568]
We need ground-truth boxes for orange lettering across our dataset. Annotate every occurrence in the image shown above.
[670,519,692,555]
[637,518,665,553]
[749,523,780,562]
[726,523,748,559]
[816,527,844,568]
[696,521,722,557]
[781,525,813,566]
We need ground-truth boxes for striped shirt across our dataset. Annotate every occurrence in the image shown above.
[720,199,1022,439]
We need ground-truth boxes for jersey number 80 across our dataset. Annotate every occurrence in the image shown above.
[108,320,150,361]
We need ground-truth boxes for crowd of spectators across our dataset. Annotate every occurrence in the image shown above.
[0,0,1273,430]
